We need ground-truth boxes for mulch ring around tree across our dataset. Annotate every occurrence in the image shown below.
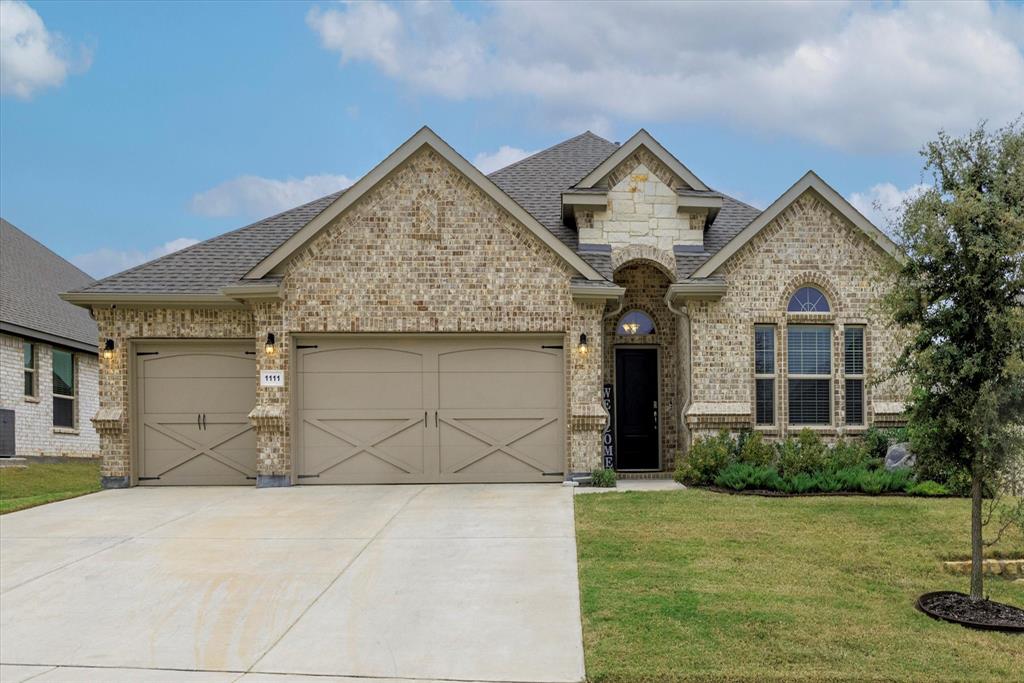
[917,591,1024,632]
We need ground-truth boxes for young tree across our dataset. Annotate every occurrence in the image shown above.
[887,118,1024,601]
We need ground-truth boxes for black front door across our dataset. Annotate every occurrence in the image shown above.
[614,348,659,470]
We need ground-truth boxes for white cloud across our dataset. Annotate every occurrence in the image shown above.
[189,173,352,218]
[0,0,90,99]
[473,145,538,174]
[307,1,1024,151]
[72,237,199,279]
[848,182,929,234]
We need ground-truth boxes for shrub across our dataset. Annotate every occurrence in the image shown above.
[782,471,820,494]
[738,432,776,468]
[862,427,891,460]
[856,467,913,494]
[906,480,950,496]
[590,468,616,488]
[676,431,735,485]
[826,438,870,472]
[714,463,783,491]
[776,429,827,477]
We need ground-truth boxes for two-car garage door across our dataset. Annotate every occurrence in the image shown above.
[295,336,565,484]
[134,336,565,485]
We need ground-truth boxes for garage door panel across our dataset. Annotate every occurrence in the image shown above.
[136,343,256,486]
[437,346,562,373]
[303,372,423,410]
[144,377,256,414]
[438,372,563,409]
[139,352,256,378]
[302,347,424,373]
[296,335,564,484]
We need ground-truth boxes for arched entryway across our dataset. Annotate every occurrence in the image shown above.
[603,260,680,472]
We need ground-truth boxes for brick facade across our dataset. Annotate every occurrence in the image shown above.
[92,148,607,483]
[686,191,906,442]
[0,333,99,457]
[85,144,908,484]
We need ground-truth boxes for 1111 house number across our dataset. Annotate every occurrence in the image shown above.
[260,370,284,387]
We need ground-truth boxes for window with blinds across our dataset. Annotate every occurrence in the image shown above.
[844,327,865,425]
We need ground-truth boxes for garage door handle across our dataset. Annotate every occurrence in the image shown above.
[202,414,207,430]
[423,411,427,427]
[197,414,201,430]
[435,411,438,428]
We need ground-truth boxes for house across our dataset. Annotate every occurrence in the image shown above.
[62,127,906,488]
[1,219,100,458]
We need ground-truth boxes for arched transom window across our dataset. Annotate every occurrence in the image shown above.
[787,286,830,313]
[616,310,656,336]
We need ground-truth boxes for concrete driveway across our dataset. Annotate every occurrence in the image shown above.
[0,485,584,683]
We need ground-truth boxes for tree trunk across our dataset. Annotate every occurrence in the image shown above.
[970,463,984,601]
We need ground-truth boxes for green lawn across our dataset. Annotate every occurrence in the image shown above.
[575,489,1024,682]
[0,459,102,514]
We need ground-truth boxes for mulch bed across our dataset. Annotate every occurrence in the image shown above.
[701,486,929,498]
[917,591,1024,632]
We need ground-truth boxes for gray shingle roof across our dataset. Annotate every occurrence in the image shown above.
[488,131,620,248]
[68,130,764,297]
[675,195,762,279]
[1,219,98,350]
[73,191,344,295]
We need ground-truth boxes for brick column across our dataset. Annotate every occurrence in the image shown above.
[250,301,290,486]
[93,308,131,488]
[568,300,606,474]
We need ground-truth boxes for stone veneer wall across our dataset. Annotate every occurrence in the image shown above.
[602,262,680,471]
[578,156,702,251]
[0,333,99,457]
[687,191,906,443]
[92,147,607,483]
[92,308,255,482]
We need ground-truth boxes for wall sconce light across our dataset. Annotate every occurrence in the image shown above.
[102,338,115,360]
[578,333,589,356]
[264,332,276,355]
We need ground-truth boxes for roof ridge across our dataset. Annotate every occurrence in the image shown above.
[75,189,345,293]
[1,218,95,284]
[487,130,616,178]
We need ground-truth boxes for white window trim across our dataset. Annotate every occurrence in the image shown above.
[52,349,77,431]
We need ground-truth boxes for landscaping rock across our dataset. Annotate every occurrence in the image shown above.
[884,443,915,471]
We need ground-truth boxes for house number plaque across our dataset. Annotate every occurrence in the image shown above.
[260,370,284,387]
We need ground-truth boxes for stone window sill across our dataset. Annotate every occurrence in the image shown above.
[53,427,79,435]
[24,396,39,404]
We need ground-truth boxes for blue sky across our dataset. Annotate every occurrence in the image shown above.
[2,1,1022,277]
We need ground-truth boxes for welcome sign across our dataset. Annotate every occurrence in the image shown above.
[602,383,615,469]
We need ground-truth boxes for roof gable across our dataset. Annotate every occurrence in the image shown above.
[691,171,901,278]
[575,129,710,192]
[1,219,98,351]
[245,127,603,281]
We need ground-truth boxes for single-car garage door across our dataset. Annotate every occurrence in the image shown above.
[296,335,565,484]
[135,341,257,485]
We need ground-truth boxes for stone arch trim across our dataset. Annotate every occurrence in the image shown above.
[777,271,844,313]
[611,245,677,282]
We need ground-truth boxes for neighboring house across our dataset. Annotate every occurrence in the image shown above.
[63,127,905,488]
[1,219,100,458]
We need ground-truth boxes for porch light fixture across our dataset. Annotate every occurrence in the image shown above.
[264,333,276,355]
[102,338,115,360]
[578,333,589,356]
[623,322,640,335]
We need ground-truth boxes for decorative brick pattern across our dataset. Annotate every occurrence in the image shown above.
[687,191,907,443]
[0,333,99,457]
[610,244,676,281]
